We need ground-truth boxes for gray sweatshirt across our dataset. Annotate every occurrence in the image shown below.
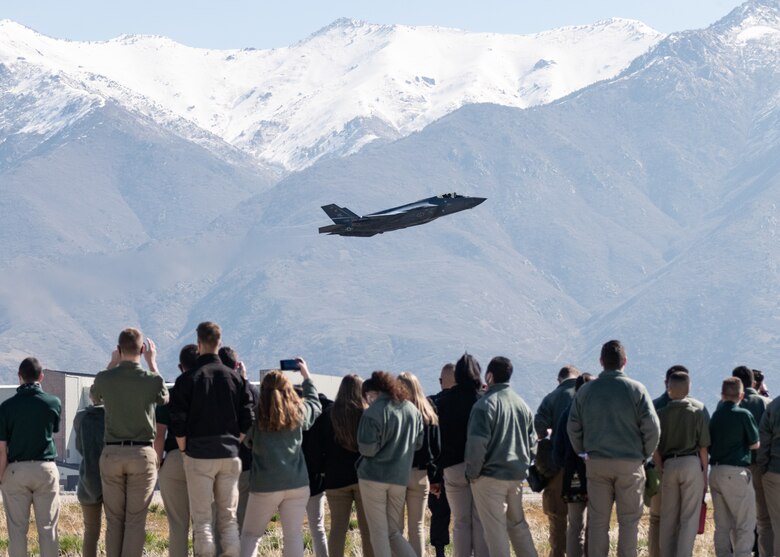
[568,369,660,461]
[465,382,536,481]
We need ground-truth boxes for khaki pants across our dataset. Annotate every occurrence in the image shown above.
[326,483,374,557]
[761,470,780,557]
[542,469,568,557]
[100,444,157,557]
[585,458,644,557]
[0,461,60,557]
[443,463,489,557]
[470,475,538,557]
[710,465,756,557]
[659,456,704,557]
[184,454,241,557]
[307,492,329,557]
[567,501,587,557]
[81,502,103,557]
[406,468,430,557]
[649,489,662,557]
[359,478,417,557]
[751,463,774,557]
[159,449,191,557]
[239,486,310,557]
[237,470,251,533]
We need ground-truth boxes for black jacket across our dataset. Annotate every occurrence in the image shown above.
[413,421,441,481]
[553,402,587,501]
[169,354,254,459]
[435,384,482,474]
[239,382,260,471]
[309,405,362,491]
[302,394,333,495]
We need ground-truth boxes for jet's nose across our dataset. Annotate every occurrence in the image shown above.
[468,197,487,207]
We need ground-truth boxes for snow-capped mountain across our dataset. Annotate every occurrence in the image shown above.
[0,17,663,170]
[1,1,779,406]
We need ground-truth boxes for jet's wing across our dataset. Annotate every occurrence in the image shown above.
[321,204,360,224]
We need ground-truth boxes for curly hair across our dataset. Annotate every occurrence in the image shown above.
[331,375,365,452]
[364,371,408,402]
[257,371,303,432]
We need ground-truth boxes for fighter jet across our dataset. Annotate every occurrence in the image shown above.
[318,193,486,237]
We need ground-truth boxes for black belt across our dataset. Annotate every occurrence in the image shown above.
[663,452,698,461]
[9,458,55,463]
[106,441,152,447]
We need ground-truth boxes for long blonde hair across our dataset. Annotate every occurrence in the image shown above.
[398,372,438,426]
[257,371,303,432]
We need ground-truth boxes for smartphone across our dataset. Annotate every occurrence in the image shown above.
[280,359,300,371]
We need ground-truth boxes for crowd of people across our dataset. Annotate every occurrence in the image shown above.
[0,325,778,557]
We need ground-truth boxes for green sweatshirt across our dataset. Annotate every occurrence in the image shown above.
[568,369,660,461]
[534,378,577,438]
[465,382,536,481]
[357,394,423,486]
[245,378,321,493]
[758,397,780,474]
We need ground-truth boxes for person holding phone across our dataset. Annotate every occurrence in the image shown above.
[239,358,322,557]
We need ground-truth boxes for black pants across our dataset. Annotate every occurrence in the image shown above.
[427,481,451,548]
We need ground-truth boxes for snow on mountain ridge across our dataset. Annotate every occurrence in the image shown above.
[0,18,664,169]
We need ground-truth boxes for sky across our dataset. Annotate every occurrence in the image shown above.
[1,0,741,49]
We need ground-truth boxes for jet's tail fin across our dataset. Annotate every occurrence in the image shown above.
[321,204,359,224]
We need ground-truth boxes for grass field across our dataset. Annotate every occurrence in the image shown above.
[0,495,720,556]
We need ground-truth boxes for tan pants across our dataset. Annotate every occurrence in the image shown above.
[470,475,538,557]
[81,502,103,557]
[326,483,374,557]
[443,463,489,557]
[237,470,251,533]
[710,465,756,557]
[649,489,662,557]
[359,478,417,557]
[760,470,780,557]
[239,486,310,557]
[184,454,241,557]
[100,444,157,557]
[585,458,644,557]
[1,461,60,557]
[406,469,430,557]
[659,456,704,557]
[751,463,774,557]
[159,449,191,557]
[567,501,587,557]
[307,492,329,557]
[542,469,568,557]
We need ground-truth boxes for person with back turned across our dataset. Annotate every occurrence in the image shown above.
[535,365,580,557]
[91,328,168,557]
[169,322,254,557]
[709,377,760,557]
[567,340,660,557]
[0,357,62,557]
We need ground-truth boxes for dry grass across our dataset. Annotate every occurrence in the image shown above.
[0,494,719,556]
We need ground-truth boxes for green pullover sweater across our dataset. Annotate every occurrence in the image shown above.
[245,378,321,493]
[465,382,536,481]
[357,393,423,486]
[568,369,659,461]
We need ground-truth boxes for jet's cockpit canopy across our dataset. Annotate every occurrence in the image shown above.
[438,192,461,199]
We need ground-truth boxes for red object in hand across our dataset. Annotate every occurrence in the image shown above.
[698,499,707,535]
